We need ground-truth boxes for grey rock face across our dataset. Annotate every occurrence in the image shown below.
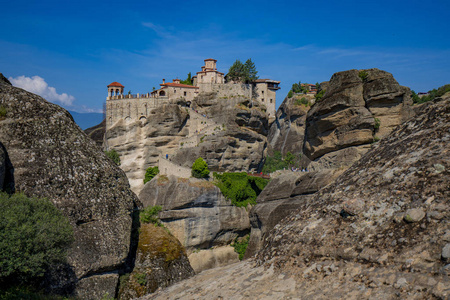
[404,208,425,223]
[303,69,414,168]
[139,175,250,250]
[256,98,450,299]
[0,74,139,297]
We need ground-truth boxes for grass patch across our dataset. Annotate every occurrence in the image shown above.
[232,235,250,260]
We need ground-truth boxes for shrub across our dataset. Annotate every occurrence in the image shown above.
[358,70,369,82]
[294,97,309,106]
[412,84,450,104]
[0,193,73,287]
[140,205,163,225]
[0,105,7,118]
[232,235,250,260]
[143,166,159,184]
[315,89,325,101]
[213,172,269,207]
[191,157,209,178]
[105,149,120,166]
[287,90,293,98]
[262,151,301,173]
[134,273,147,286]
[374,118,381,130]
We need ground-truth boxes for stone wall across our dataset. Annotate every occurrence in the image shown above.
[159,156,192,178]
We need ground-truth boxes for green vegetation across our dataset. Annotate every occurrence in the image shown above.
[191,157,210,178]
[0,286,71,300]
[104,149,120,166]
[143,166,159,184]
[213,172,269,207]
[291,81,308,94]
[358,70,369,82]
[140,205,163,225]
[232,234,250,260]
[134,273,147,286]
[315,89,325,101]
[227,58,259,83]
[374,118,381,130]
[373,136,380,143]
[412,84,450,104]
[0,193,73,289]
[287,90,293,98]
[180,72,193,85]
[262,151,301,173]
[0,105,7,118]
[294,97,309,106]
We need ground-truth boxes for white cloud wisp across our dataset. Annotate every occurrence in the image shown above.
[9,75,75,106]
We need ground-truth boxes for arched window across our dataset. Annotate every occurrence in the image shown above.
[159,90,166,96]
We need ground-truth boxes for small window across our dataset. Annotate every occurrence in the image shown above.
[270,99,273,103]
[174,89,176,93]
[184,91,187,96]
[261,98,264,102]
[262,91,264,94]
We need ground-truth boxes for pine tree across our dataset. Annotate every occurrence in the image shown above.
[244,58,258,82]
[227,60,246,82]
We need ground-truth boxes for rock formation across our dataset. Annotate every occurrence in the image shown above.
[118,224,194,299]
[256,97,450,298]
[267,94,310,157]
[84,118,106,148]
[304,68,414,170]
[0,73,139,298]
[139,175,250,252]
[144,96,450,300]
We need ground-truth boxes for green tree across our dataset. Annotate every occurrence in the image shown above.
[143,166,159,184]
[191,157,210,178]
[227,60,246,82]
[105,149,120,166]
[0,193,73,287]
[180,72,193,86]
[244,58,258,82]
[284,151,295,167]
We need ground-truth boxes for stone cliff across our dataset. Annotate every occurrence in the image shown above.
[0,73,139,298]
[106,91,270,194]
[268,69,415,171]
[142,96,450,300]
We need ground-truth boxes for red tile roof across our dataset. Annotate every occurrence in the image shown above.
[107,82,124,87]
[204,58,217,61]
[160,82,199,88]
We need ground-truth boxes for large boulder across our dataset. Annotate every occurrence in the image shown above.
[84,119,106,148]
[118,224,194,299]
[304,69,414,169]
[139,175,250,250]
[256,98,450,299]
[0,73,139,298]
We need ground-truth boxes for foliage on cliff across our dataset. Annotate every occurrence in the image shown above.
[227,59,258,83]
[144,166,159,184]
[0,193,73,288]
[104,149,120,165]
[412,84,450,104]
[191,157,210,178]
[213,172,268,207]
[262,151,301,173]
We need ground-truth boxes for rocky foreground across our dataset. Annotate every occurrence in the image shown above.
[143,96,449,299]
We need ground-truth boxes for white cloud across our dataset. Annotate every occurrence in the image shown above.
[8,75,75,106]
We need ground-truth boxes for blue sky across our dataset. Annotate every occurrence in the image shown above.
[1,0,449,113]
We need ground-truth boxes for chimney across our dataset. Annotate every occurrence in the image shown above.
[162,78,165,84]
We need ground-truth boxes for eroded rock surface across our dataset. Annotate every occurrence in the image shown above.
[139,175,250,251]
[304,69,414,170]
[0,73,139,298]
[119,224,194,299]
[256,98,450,299]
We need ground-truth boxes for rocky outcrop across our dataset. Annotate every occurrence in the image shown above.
[119,224,194,299]
[255,98,450,299]
[170,93,269,173]
[304,69,414,170]
[267,95,311,156]
[139,175,250,251]
[188,245,239,273]
[245,170,342,258]
[106,103,189,194]
[84,119,106,148]
[0,74,139,298]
